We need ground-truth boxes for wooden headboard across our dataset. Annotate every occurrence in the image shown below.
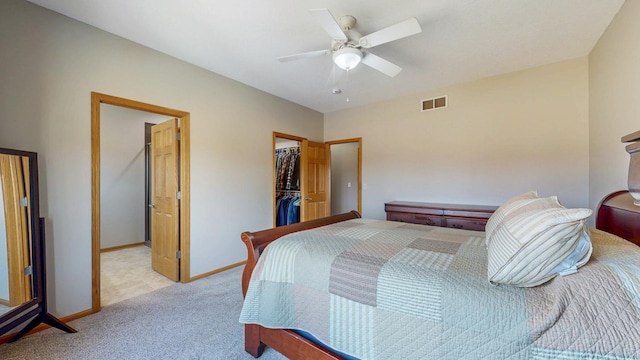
[596,190,640,247]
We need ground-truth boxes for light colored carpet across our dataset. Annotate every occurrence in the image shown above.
[0,267,286,360]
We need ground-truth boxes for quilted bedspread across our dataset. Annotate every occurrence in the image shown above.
[239,219,640,359]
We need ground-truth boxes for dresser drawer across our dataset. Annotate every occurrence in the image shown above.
[387,212,442,227]
[443,217,488,231]
[385,201,496,231]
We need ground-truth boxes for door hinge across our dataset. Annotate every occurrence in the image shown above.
[176,132,181,141]
[20,197,28,207]
[24,265,33,276]
[176,250,181,259]
[176,191,181,200]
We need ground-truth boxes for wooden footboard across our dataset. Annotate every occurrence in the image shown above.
[244,324,345,359]
[240,211,361,359]
[240,210,361,296]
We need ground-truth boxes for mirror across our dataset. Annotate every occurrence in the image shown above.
[0,151,33,317]
[0,147,75,342]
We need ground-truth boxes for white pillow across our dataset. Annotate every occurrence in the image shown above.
[487,196,592,287]
[485,191,539,248]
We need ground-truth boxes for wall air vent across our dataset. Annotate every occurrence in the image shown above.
[421,96,447,112]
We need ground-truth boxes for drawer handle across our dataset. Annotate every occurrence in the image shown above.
[452,223,463,229]
[414,216,435,225]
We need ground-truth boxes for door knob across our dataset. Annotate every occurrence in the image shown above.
[149,203,155,208]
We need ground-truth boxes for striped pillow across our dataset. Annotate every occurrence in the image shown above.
[485,191,539,248]
[486,196,592,287]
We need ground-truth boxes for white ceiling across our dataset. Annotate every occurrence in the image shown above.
[27,0,624,114]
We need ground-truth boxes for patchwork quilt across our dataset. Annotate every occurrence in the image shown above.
[239,219,640,359]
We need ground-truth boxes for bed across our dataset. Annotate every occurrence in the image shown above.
[239,201,640,359]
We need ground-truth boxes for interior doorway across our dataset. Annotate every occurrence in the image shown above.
[91,92,191,313]
[274,135,302,227]
[327,138,362,216]
[98,106,172,306]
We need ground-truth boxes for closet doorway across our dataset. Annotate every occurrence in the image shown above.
[91,92,191,313]
[274,132,332,225]
[273,132,361,227]
[274,133,304,226]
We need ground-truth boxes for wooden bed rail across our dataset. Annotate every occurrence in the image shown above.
[240,211,361,359]
[240,210,361,297]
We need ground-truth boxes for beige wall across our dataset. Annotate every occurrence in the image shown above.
[325,58,590,220]
[0,0,323,317]
[588,0,640,212]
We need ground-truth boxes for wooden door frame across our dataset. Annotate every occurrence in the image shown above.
[326,138,362,215]
[91,92,191,313]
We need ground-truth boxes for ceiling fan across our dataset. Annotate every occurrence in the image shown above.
[278,8,422,78]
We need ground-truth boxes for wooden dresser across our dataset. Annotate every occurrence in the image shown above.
[596,190,640,247]
[384,201,498,231]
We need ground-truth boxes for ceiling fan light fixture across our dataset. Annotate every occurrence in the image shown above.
[333,47,362,71]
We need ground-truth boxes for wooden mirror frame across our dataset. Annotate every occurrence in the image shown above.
[0,147,76,342]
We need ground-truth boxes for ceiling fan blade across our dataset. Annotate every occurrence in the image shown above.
[361,53,402,77]
[359,18,422,48]
[309,8,348,41]
[278,49,332,62]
